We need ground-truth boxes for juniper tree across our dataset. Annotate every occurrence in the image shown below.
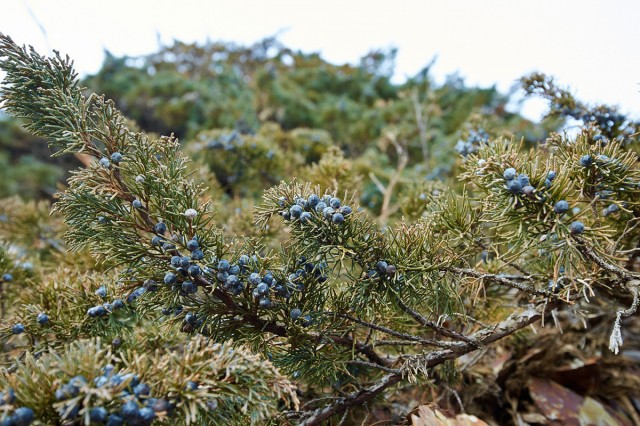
[0,33,639,425]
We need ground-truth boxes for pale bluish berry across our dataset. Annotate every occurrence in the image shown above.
[329,197,341,209]
[99,157,111,168]
[188,265,201,276]
[218,259,230,271]
[570,221,585,234]
[580,155,593,167]
[290,308,302,319]
[554,200,569,214]
[300,211,312,223]
[110,152,123,163]
[506,179,522,194]
[307,194,320,207]
[186,239,199,251]
[89,407,108,423]
[3,273,13,282]
[332,213,345,224]
[191,249,204,260]
[256,282,269,295]
[259,297,272,309]
[290,204,303,218]
[503,168,517,180]
[340,206,353,216]
[323,206,335,219]
[249,273,262,286]
[184,208,198,219]
[132,199,143,209]
[164,272,177,285]
[95,285,107,298]
[11,323,25,334]
[154,222,167,234]
[37,312,49,325]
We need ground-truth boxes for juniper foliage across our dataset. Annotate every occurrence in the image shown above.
[0,33,639,425]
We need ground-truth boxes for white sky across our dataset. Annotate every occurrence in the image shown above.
[1,0,639,122]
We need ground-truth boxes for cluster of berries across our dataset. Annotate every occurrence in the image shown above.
[0,388,34,426]
[99,152,124,169]
[501,167,584,233]
[502,167,553,196]
[87,286,126,318]
[204,130,245,151]
[55,366,164,425]
[455,128,489,157]
[279,194,353,226]
[366,260,398,279]
[163,234,206,296]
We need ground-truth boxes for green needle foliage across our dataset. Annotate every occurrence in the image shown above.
[0,33,639,425]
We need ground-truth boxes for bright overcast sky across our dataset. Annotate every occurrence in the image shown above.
[1,0,639,122]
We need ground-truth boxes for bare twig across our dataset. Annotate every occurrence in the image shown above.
[449,266,548,296]
[299,302,556,425]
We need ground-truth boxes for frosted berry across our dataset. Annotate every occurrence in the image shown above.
[256,282,269,295]
[332,213,345,224]
[517,174,530,187]
[191,249,204,260]
[503,168,517,180]
[151,236,163,247]
[547,170,557,181]
[218,259,230,272]
[340,206,353,216]
[164,272,177,285]
[139,407,155,423]
[37,313,49,325]
[99,157,111,168]
[323,206,335,219]
[300,211,312,224]
[110,152,123,163]
[11,323,25,334]
[132,199,143,209]
[184,208,198,219]
[315,202,327,213]
[171,256,181,267]
[569,221,585,234]
[95,285,107,298]
[154,222,167,234]
[579,155,593,167]
[259,297,272,308]
[133,383,151,397]
[522,185,535,196]
[307,194,320,207]
[249,273,262,286]
[506,179,522,194]
[385,264,397,275]
[120,401,140,422]
[238,255,249,266]
[554,200,569,214]
[376,261,388,273]
[184,381,198,391]
[329,197,341,209]
[290,308,302,319]
[186,239,199,252]
[187,265,201,276]
[89,407,108,423]
[182,281,198,294]
[228,264,240,275]
[290,205,303,219]
[606,204,620,215]
[180,256,191,268]
[107,414,124,426]
[12,407,34,426]
[112,299,124,309]
[135,175,145,184]
[3,273,13,281]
